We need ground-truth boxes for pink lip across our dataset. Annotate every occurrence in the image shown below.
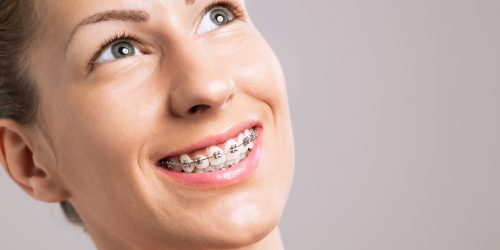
[155,121,263,188]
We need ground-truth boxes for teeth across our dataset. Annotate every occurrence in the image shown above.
[160,128,257,173]
[172,166,183,172]
[244,129,254,150]
[207,146,226,166]
[180,154,196,173]
[225,139,240,160]
[237,133,247,157]
[214,164,224,170]
[194,154,209,169]
[225,159,238,168]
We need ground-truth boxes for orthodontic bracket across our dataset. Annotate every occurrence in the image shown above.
[158,128,257,169]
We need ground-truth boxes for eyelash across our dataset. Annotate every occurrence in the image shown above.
[87,0,245,73]
[88,33,142,72]
[203,0,244,21]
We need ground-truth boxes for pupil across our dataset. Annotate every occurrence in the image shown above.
[216,14,225,23]
[112,41,135,58]
[120,47,129,55]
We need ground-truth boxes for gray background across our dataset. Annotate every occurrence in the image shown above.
[1,0,499,249]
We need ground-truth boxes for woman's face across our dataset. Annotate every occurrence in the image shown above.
[28,0,293,248]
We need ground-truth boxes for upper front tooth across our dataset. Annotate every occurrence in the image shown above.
[237,133,248,155]
[224,139,240,160]
[194,154,209,169]
[244,129,254,149]
[207,146,226,166]
[180,154,195,173]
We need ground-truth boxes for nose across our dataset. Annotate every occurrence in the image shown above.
[166,38,235,118]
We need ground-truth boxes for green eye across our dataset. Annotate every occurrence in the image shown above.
[111,41,136,59]
[197,7,235,35]
[96,40,143,64]
[210,8,231,25]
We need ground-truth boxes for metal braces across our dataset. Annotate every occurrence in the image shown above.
[158,128,257,169]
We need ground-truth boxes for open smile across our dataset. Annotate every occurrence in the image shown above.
[158,128,257,173]
[155,121,263,188]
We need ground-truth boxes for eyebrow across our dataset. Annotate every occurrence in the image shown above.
[66,0,197,47]
[66,9,150,48]
[78,9,150,27]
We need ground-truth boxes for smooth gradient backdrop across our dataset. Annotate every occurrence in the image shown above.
[1,0,499,249]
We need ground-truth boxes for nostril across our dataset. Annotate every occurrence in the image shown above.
[188,104,210,114]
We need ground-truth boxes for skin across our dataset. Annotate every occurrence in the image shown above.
[0,0,294,249]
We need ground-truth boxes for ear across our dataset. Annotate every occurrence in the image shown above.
[0,119,68,203]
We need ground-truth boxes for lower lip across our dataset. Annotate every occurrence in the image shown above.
[156,127,263,189]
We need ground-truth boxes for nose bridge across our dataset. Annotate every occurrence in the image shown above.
[166,35,235,118]
[172,37,212,81]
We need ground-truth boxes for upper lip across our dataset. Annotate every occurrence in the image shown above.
[157,120,261,162]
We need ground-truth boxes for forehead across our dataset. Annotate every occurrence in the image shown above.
[35,0,204,44]
[37,0,156,32]
[30,0,181,81]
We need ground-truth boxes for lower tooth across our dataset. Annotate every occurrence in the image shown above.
[225,159,238,167]
[183,166,195,173]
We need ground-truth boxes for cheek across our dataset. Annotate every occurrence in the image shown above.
[219,33,289,117]
[47,71,163,195]
[43,73,172,236]
[212,33,294,228]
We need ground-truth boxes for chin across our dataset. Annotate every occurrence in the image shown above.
[190,204,282,250]
[166,180,288,249]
